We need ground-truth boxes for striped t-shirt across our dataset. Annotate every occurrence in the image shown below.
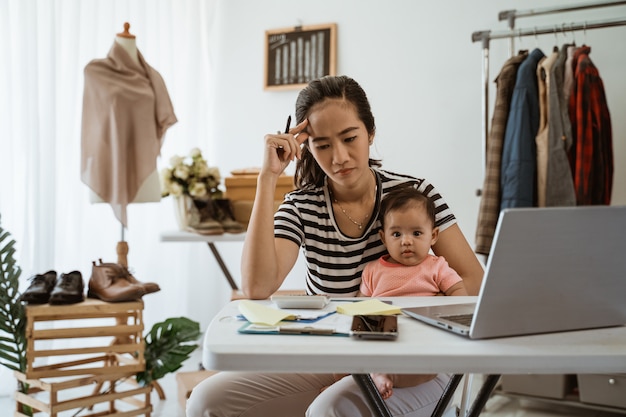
[274,168,456,296]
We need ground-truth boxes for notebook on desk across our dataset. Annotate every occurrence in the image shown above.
[402,206,626,339]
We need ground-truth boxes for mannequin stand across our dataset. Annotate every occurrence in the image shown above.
[114,227,166,400]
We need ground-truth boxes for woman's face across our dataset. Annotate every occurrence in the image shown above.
[306,99,372,188]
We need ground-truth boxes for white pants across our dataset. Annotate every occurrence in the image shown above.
[186,372,451,417]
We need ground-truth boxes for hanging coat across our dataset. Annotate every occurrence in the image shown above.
[568,46,613,205]
[545,44,576,207]
[475,51,528,256]
[500,48,545,210]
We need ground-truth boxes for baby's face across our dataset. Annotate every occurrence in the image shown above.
[380,204,437,267]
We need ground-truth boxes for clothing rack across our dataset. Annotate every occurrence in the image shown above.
[470,1,626,168]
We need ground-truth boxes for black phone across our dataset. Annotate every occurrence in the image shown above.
[350,315,398,340]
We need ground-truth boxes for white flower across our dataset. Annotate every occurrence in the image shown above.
[207,167,221,182]
[169,182,184,196]
[173,165,190,181]
[189,182,208,198]
[169,155,185,166]
[189,147,202,158]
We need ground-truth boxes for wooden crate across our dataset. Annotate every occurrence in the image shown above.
[14,370,152,417]
[225,174,294,201]
[24,299,145,379]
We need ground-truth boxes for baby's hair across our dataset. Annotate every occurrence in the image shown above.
[379,186,435,229]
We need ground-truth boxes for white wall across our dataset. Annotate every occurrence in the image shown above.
[194,0,626,303]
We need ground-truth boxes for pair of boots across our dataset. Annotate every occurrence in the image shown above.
[20,270,84,305]
[87,260,160,303]
[189,198,244,235]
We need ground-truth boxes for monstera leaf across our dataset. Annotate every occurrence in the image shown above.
[0,214,26,374]
[136,316,201,386]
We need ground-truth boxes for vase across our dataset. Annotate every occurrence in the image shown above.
[173,195,200,231]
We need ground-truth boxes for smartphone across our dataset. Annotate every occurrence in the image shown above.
[350,315,398,340]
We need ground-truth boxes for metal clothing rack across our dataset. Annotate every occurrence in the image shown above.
[471,1,626,166]
[461,3,626,416]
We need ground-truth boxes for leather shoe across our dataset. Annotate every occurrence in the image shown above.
[97,259,160,295]
[20,270,57,304]
[49,271,85,305]
[88,261,145,302]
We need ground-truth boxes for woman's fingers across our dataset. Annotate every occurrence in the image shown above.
[273,119,309,162]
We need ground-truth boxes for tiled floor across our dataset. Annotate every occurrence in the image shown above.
[2,352,625,417]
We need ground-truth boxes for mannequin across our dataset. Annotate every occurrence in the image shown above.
[88,23,162,205]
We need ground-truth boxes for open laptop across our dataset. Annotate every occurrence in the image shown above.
[402,206,626,339]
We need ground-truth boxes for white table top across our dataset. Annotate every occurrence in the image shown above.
[160,230,246,242]
[203,296,626,375]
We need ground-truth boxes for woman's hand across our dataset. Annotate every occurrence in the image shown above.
[262,119,309,176]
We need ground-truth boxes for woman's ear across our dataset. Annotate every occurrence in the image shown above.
[369,136,374,145]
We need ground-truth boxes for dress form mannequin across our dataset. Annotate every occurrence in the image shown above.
[88,23,162,206]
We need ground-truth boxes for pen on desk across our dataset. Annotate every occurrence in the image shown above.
[284,115,292,134]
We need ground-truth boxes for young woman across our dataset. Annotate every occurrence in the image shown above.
[187,75,484,417]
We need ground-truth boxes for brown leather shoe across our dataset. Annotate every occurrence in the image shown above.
[97,259,160,294]
[87,261,145,302]
[49,271,85,305]
[20,270,57,304]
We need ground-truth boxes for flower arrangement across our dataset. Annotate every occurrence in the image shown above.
[160,148,223,200]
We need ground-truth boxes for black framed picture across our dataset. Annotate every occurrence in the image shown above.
[264,23,337,91]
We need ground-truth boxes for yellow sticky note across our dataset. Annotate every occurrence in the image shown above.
[336,299,401,316]
[238,300,296,326]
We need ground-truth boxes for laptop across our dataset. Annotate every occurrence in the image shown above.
[402,206,626,339]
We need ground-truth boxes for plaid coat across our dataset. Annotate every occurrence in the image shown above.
[475,51,528,256]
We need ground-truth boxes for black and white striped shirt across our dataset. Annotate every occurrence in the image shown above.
[274,168,456,296]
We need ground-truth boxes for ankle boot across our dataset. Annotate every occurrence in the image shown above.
[20,270,57,304]
[87,261,145,302]
[215,198,245,233]
[189,198,224,235]
[49,271,85,305]
[97,259,160,295]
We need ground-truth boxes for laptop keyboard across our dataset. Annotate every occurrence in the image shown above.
[441,313,474,326]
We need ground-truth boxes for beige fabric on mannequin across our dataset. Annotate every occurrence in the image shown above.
[81,24,177,227]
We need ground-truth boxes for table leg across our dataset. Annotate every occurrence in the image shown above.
[352,374,392,417]
[207,242,239,290]
[430,374,464,417]
[465,374,500,417]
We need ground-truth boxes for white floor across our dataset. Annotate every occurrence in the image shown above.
[2,349,624,417]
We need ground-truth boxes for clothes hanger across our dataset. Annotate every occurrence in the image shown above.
[116,22,135,39]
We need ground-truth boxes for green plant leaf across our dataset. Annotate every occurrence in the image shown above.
[136,316,201,386]
[0,214,26,374]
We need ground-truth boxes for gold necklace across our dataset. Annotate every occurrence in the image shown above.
[333,198,369,230]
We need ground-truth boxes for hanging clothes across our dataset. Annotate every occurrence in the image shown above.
[535,51,558,207]
[545,44,576,207]
[81,41,178,227]
[500,48,545,210]
[568,46,613,205]
[475,51,528,256]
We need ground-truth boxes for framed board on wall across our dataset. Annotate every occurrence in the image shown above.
[264,23,337,91]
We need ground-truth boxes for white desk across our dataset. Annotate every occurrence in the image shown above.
[203,297,626,417]
[160,230,245,290]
